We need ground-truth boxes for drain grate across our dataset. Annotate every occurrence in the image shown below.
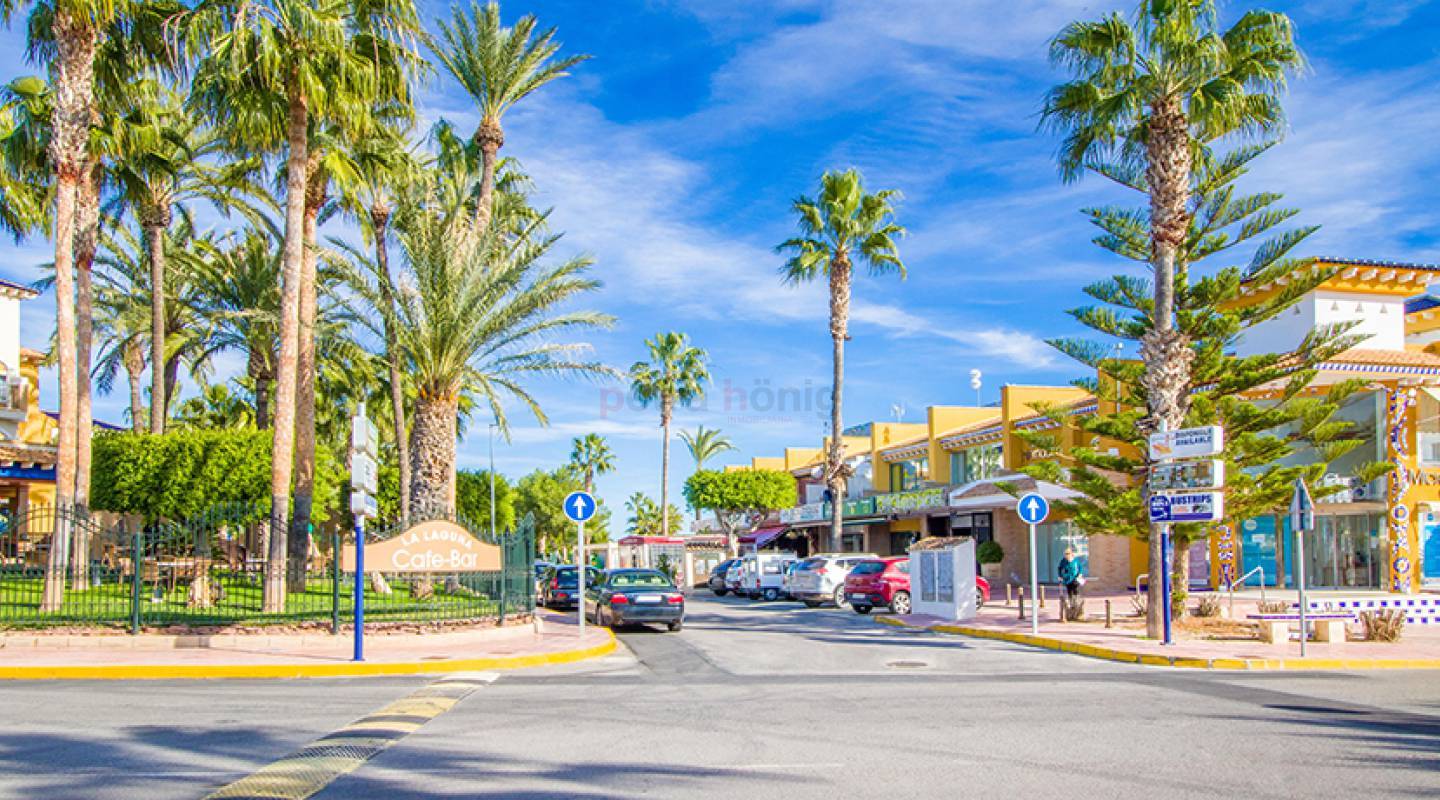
[886,660,929,669]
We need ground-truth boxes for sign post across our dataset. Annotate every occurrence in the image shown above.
[563,490,598,637]
[1016,492,1050,637]
[1146,424,1225,647]
[349,406,379,662]
[1290,478,1316,657]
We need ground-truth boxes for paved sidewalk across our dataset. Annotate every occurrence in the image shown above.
[880,592,1440,669]
[0,618,614,679]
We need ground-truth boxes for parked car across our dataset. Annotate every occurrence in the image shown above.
[740,551,798,601]
[723,560,746,595]
[540,565,600,609]
[708,558,741,596]
[585,568,685,632]
[787,553,880,607]
[844,557,991,615]
[533,561,554,595]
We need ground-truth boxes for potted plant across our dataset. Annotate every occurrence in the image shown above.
[976,540,1004,581]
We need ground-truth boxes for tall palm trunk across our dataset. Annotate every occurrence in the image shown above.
[372,206,410,522]
[249,348,271,429]
[145,212,168,434]
[826,254,852,554]
[124,341,145,432]
[40,14,95,612]
[660,398,673,538]
[264,84,310,613]
[410,389,458,517]
[473,119,503,230]
[71,160,100,584]
[290,157,325,593]
[1140,98,1195,639]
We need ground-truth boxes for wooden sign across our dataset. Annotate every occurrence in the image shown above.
[341,519,502,573]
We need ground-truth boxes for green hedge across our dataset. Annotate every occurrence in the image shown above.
[90,429,342,522]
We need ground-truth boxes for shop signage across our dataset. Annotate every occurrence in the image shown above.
[875,487,947,515]
[1147,492,1223,524]
[342,520,501,573]
[1149,460,1224,492]
[843,497,876,517]
[1147,426,1223,462]
[780,502,826,524]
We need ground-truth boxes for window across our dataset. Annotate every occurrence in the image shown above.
[1420,389,1440,466]
[889,457,929,491]
[841,532,865,552]
[951,444,1002,483]
[951,512,994,542]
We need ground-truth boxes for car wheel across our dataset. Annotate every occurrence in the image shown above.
[975,589,985,608]
[803,599,821,608]
[852,605,872,615]
[762,588,780,601]
[832,587,848,607]
[668,620,683,632]
[891,591,912,615]
[714,588,728,597]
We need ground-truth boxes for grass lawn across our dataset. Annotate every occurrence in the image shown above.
[0,568,519,628]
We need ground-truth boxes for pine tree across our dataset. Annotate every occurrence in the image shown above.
[1017,143,1393,600]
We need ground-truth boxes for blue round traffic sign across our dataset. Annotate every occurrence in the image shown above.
[563,491,598,523]
[1016,493,1050,525]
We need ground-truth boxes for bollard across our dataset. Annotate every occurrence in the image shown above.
[1038,585,1045,609]
[1006,584,1014,606]
[1105,598,1113,629]
[1058,592,1066,624]
[1018,587,1026,620]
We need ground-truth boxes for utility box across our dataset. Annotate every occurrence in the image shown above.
[908,537,977,621]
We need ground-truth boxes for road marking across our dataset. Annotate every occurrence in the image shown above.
[203,672,498,799]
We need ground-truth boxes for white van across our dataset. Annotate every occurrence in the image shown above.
[739,551,799,601]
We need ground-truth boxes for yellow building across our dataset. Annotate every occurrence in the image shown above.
[1,278,57,517]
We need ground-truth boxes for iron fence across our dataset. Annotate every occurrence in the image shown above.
[0,504,535,632]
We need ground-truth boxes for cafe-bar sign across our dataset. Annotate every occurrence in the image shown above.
[1149,460,1224,492]
[1148,426,1223,462]
[341,519,501,573]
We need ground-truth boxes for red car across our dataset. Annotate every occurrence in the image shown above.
[845,557,991,616]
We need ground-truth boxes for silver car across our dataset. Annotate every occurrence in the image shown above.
[788,553,880,607]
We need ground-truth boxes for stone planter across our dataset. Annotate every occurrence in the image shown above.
[980,562,1002,582]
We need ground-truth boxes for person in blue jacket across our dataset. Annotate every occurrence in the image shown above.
[1058,548,1084,600]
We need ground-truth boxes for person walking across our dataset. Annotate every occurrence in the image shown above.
[1058,548,1084,600]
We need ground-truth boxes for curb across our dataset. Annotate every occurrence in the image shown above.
[0,629,615,681]
[874,615,1440,671]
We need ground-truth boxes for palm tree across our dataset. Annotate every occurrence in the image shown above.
[187,0,424,611]
[1042,0,1302,638]
[105,84,264,433]
[629,333,708,539]
[777,168,904,552]
[188,227,281,428]
[90,283,150,432]
[569,433,614,494]
[679,425,734,520]
[393,199,613,516]
[433,0,587,230]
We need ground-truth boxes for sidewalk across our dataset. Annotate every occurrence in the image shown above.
[0,616,614,680]
[878,589,1440,670]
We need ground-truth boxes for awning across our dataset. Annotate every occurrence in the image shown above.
[948,478,1084,511]
[739,526,787,548]
[616,535,685,546]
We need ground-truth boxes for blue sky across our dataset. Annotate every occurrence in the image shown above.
[5,0,1440,532]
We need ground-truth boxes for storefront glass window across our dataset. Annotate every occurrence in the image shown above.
[1418,389,1440,466]
[1035,521,1088,583]
[888,458,929,492]
[1306,513,1383,589]
[951,444,1002,484]
[841,531,866,553]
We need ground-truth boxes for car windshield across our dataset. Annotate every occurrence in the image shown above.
[849,561,886,576]
[796,558,824,570]
[609,572,673,588]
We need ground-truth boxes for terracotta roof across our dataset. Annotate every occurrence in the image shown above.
[935,415,1003,440]
[0,277,38,299]
[1325,349,1440,368]
[1012,396,1099,428]
[1315,256,1440,271]
[0,442,57,466]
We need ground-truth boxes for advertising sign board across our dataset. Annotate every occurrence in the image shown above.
[1147,426,1224,461]
[1148,492,1224,523]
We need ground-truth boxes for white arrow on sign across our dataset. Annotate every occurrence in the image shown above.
[572,495,588,518]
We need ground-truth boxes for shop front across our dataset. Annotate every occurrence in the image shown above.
[1233,510,1386,589]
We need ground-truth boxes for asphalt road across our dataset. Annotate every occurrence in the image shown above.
[2,594,1439,799]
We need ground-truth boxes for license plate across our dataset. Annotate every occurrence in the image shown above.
[635,594,663,604]
[850,594,869,602]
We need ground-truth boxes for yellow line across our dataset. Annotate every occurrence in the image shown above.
[872,616,1440,671]
[0,630,615,681]
[204,673,494,799]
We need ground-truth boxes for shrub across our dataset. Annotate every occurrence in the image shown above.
[1359,609,1404,642]
[976,540,1004,565]
[1194,595,1222,618]
[1170,589,1188,620]
[91,429,342,522]
[1257,600,1290,614]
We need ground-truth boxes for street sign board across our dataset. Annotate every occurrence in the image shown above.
[349,490,378,518]
[352,452,379,495]
[1290,478,1315,532]
[1148,492,1224,523]
[1148,426,1223,461]
[1149,460,1224,492]
[563,490,598,523]
[350,413,377,457]
[1016,493,1050,525]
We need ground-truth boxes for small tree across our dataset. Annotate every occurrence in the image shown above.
[684,469,796,556]
[625,492,682,538]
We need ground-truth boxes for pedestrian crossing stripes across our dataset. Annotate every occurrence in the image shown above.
[203,672,498,799]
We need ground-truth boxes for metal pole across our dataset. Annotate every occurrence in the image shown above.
[489,424,497,540]
[353,518,366,662]
[577,520,586,637]
[331,529,340,635]
[1297,523,1308,658]
[1161,528,1173,646]
[1028,521,1039,637]
[130,527,142,636]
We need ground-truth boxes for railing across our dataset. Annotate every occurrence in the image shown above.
[0,505,536,632]
[1227,566,1266,618]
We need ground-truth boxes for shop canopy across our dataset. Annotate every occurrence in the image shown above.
[947,476,1083,512]
[739,526,788,548]
[616,536,686,546]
